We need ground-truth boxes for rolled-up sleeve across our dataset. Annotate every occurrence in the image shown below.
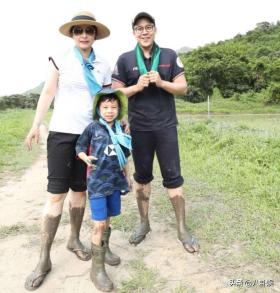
[76,124,93,155]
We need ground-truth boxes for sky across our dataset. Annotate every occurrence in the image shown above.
[0,0,279,96]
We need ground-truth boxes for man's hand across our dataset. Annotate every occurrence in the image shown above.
[126,175,133,191]
[148,70,163,87]
[136,74,150,91]
[121,118,130,134]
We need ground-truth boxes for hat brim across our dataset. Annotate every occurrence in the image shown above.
[93,90,127,120]
[59,20,110,40]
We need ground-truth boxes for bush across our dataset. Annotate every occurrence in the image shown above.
[0,94,39,111]
[181,86,206,103]
[264,83,280,104]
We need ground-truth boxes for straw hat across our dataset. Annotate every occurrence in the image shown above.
[93,89,127,120]
[59,11,110,40]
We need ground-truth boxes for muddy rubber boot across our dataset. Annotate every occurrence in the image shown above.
[169,195,199,253]
[90,242,114,292]
[24,214,61,291]
[129,183,151,245]
[102,227,120,266]
[67,207,91,261]
[129,218,151,245]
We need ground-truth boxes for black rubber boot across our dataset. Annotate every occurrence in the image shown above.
[102,227,120,266]
[67,207,91,261]
[169,195,199,253]
[90,242,114,292]
[129,183,151,245]
[24,214,61,291]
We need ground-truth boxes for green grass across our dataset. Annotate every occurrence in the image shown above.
[150,114,279,283]
[175,90,280,114]
[0,223,40,238]
[118,257,165,293]
[111,207,137,232]
[176,114,280,272]
[172,284,196,293]
[0,109,39,176]
[1,105,279,285]
[0,109,51,181]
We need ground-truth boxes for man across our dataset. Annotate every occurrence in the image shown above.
[112,12,199,253]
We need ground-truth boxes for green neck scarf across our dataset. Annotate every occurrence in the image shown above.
[135,42,161,75]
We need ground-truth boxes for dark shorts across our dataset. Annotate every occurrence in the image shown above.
[47,131,87,194]
[89,190,121,221]
[131,127,184,188]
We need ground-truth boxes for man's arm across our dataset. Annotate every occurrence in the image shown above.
[112,72,187,97]
[112,74,150,97]
[123,162,132,190]
[148,71,187,95]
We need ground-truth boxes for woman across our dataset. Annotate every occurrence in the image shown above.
[24,11,115,291]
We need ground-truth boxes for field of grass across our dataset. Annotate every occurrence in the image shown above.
[0,109,41,179]
[175,90,280,114]
[0,109,52,181]
[146,113,280,285]
[177,114,280,270]
[1,105,279,283]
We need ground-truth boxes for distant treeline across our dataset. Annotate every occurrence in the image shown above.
[3,21,280,109]
[180,21,280,103]
[0,94,39,111]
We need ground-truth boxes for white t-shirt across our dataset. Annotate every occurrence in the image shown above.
[49,48,111,134]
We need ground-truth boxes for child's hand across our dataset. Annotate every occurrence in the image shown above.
[85,155,98,170]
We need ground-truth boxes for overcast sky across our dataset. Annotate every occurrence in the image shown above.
[0,0,279,96]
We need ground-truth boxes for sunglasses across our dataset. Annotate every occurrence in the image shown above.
[72,26,96,36]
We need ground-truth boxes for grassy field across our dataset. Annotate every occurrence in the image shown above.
[144,113,280,288]
[0,109,52,181]
[1,105,279,284]
[0,109,41,179]
[175,91,280,114]
[178,114,279,269]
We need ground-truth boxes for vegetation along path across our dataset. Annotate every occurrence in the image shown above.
[0,117,279,292]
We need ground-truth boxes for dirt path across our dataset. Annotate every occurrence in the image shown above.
[0,126,233,293]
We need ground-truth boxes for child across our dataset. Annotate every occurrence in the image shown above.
[76,89,131,292]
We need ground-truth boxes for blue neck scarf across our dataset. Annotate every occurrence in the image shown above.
[74,47,102,96]
[98,114,132,170]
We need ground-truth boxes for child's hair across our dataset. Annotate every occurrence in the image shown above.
[97,94,121,109]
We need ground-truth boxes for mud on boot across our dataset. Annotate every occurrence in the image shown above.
[24,261,52,291]
[24,214,61,290]
[178,231,200,253]
[169,195,199,253]
[102,227,120,266]
[90,242,114,292]
[129,220,151,245]
[67,207,91,261]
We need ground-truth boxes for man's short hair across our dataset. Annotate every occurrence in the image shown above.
[132,12,155,28]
